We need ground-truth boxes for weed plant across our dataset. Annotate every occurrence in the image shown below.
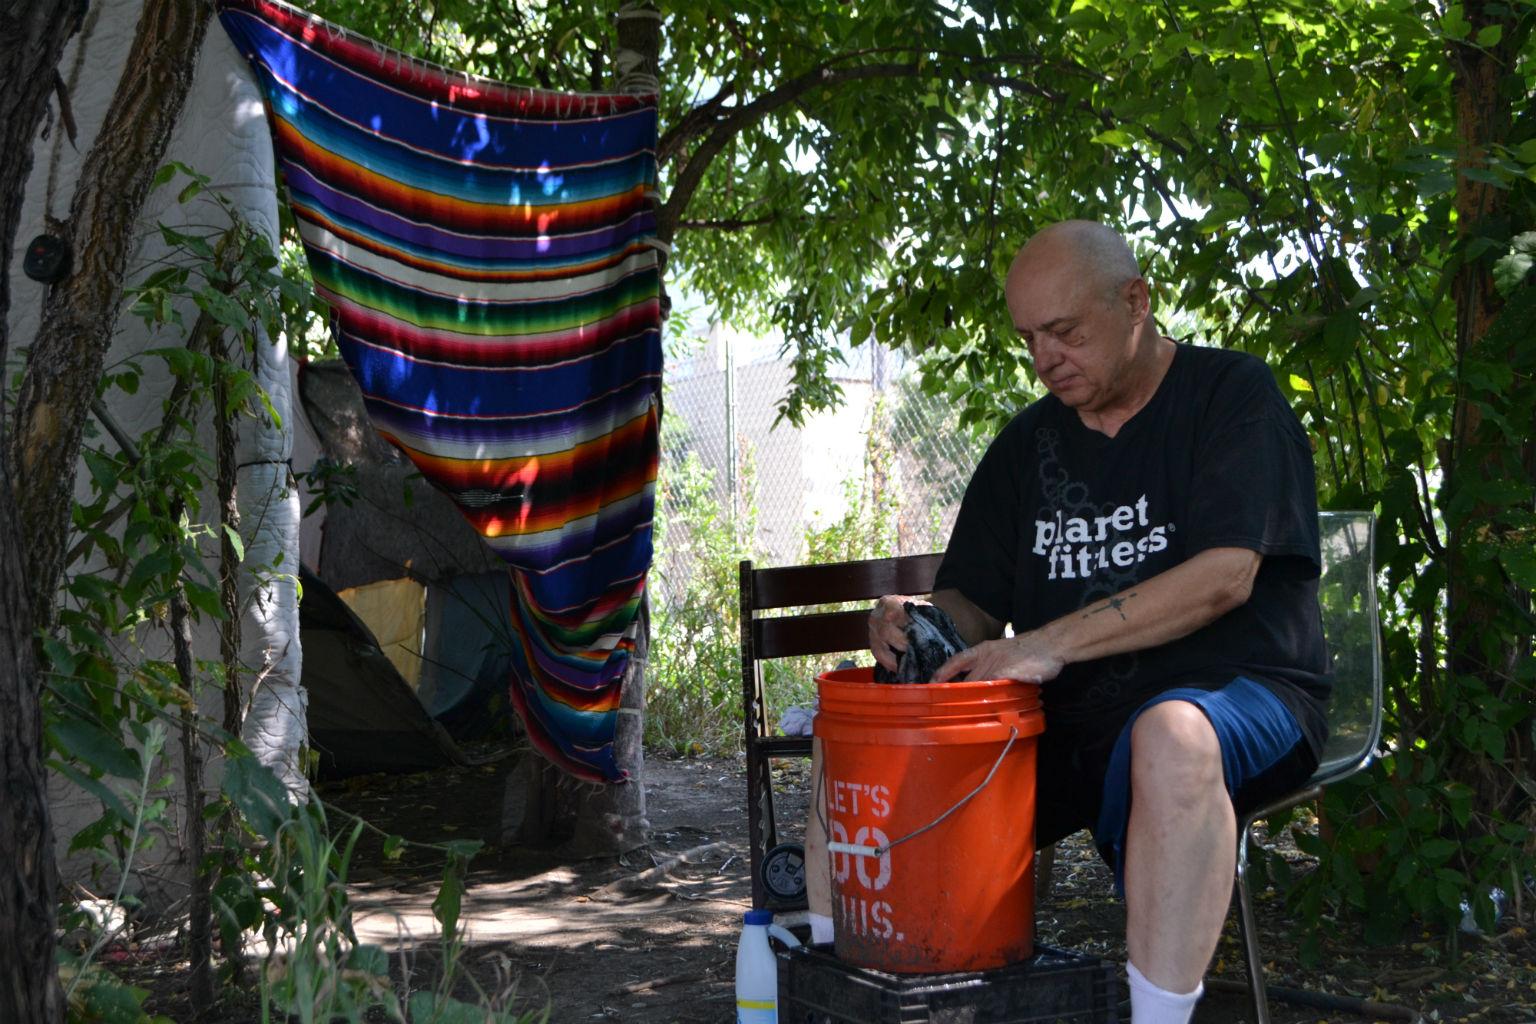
[44,163,543,1023]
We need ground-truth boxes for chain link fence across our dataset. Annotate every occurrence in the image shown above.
[656,324,987,594]
[645,322,990,752]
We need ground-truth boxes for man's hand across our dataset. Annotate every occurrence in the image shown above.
[869,594,927,671]
[933,630,1064,684]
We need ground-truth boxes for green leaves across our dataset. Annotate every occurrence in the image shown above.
[1493,232,1536,296]
[192,286,248,331]
[408,992,526,1024]
[59,955,168,1024]
[1416,837,1458,865]
[1499,546,1536,589]
[1439,4,1472,40]
[50,760,134,825]
[431,840,483,939]
[46,718,141,779]
[222,524,245,563]
[1089,128,1136,148]
[143,345,212,383]
[221,752,295,845]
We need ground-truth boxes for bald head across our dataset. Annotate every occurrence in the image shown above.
[1001,219,1167,423]
[1009,220,1142,303]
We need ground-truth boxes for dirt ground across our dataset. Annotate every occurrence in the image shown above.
[293,750,1536,1024]
[114,747,1536,1022]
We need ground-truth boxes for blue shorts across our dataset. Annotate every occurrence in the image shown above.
[1034,677,1317,893]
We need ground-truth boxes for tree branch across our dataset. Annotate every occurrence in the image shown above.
[660,61,918,243]
[657,82,738,165]
[676,214,778,231]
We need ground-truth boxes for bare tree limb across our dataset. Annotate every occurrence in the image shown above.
[657,82,738,165]
[660,61,920,243]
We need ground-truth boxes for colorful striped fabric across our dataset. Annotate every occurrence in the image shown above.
[218,0,661,782]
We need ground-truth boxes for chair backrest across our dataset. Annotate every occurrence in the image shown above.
[1312,511,1384,783]
[740,553,944,663]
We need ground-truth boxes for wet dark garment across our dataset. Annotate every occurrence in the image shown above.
[874,603,970,683]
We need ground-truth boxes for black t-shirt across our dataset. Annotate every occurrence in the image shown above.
[935,343,1332,756]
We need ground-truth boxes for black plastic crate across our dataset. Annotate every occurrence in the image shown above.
[777,942,1120,1024]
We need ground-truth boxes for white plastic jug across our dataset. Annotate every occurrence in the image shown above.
[735,910,800,1023]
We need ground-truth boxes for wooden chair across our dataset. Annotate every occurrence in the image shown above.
[739,552,943,909]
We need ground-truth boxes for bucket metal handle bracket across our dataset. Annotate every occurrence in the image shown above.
[825,841,882,858]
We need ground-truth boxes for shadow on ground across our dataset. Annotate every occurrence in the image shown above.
[122,751,1531,1022]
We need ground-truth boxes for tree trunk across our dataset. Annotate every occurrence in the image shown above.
[509,3,663,853]
[617,1,663,272]
[0,6,87,1022]
[0,3,80,366]
[604,2,665,847]
[1444,2,1534,818]
[0,456,64,1024]
[170,578,214,1017]
[216,344,243,738]
[9,0,211,629]
[508,597,652,856]
[571,597,651,854]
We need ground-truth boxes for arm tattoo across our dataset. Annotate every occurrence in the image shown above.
[1082,592,1137,621]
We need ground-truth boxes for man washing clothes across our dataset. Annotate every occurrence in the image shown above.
[853,220,1330,1024]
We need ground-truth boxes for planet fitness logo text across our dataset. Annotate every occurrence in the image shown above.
[1032,494,1171,581]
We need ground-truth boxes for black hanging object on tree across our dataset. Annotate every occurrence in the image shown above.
[22,234,72,285]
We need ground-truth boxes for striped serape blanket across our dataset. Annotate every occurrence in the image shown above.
[219,0,662,782]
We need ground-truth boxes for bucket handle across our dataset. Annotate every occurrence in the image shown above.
[821,725,1020,859]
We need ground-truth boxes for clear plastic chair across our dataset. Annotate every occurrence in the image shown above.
[1233,511,1383,1022]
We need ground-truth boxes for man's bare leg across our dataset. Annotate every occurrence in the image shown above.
[1123,700,1236,994]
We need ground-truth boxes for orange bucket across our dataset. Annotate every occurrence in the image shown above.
[814,667,1045,973]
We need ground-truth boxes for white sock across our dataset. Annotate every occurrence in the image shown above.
[808,912,833,944]
[1127,960,1202,1024]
